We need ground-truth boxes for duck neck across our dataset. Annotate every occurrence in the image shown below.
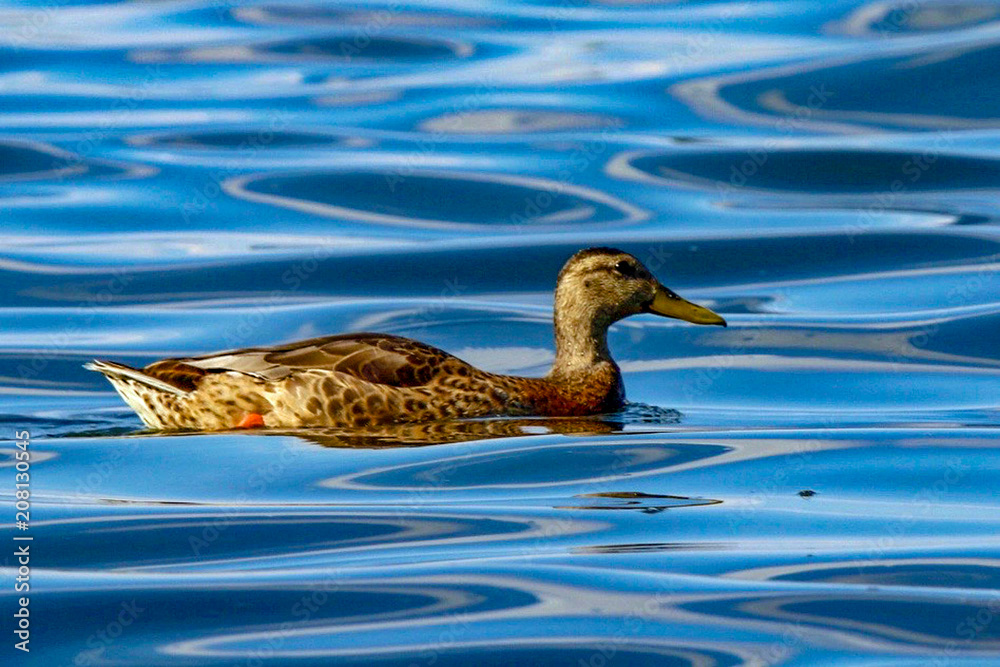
[550,306,615,379]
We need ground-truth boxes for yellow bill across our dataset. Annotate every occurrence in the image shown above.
[645,285,727,326]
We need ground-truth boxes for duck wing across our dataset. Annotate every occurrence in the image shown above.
[177,333,456,386]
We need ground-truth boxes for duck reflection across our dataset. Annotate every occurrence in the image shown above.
[262,415,632,449]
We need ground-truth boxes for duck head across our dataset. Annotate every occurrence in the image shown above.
[551,247,725,373]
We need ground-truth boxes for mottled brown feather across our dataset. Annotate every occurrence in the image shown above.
[185,333,448,387]
[141,360,211,392]
[89,247,724,431]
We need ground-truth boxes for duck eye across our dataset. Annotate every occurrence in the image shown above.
[615,260,637,278]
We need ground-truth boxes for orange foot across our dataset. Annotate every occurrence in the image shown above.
[236,413,265,429]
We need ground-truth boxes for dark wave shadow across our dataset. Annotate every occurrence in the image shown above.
[683,591,1000,651]
[727,557,1000,590]
[132,34,481,65]
[126,129,371,150]
[320,439,731,493]
[673,36,1000,131]
[618,147,1000,194]
[37,570,749,667]
[30,509,548,571]
[828,1,1000,37]
[224,168,647,231]
[0,139,147,183]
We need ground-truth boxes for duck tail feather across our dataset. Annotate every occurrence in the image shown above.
[84,360,190,397]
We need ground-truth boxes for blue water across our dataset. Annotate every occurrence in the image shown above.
[4,0,1000,664]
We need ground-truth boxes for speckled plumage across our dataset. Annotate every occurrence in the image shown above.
[87,248,725,431]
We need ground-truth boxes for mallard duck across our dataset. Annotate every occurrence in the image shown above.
[87,247,725,430]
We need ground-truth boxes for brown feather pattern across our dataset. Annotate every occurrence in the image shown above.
[88,248,723,431]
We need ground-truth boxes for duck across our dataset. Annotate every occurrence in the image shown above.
[86,247,726,431]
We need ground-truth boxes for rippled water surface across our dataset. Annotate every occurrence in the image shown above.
[4,0,1000,664]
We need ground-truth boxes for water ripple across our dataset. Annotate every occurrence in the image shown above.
[225,169,648,231]
[5,0,1000,663]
